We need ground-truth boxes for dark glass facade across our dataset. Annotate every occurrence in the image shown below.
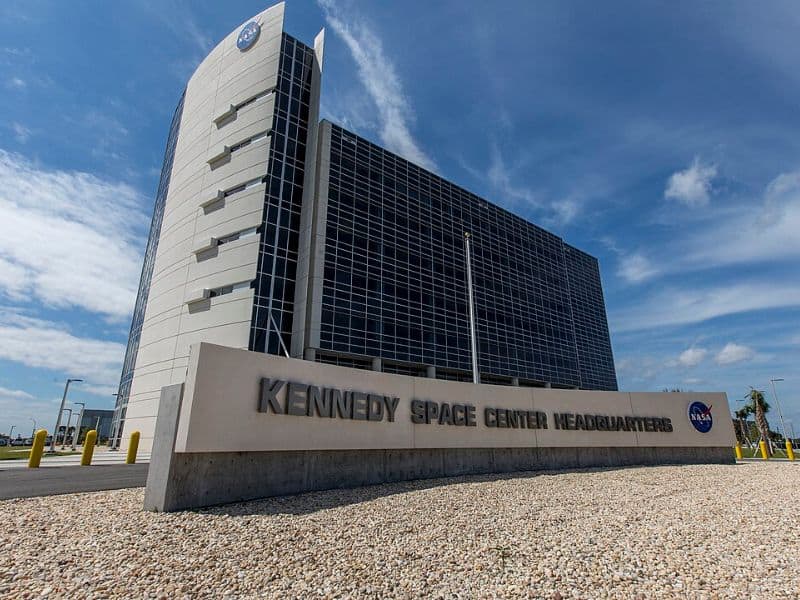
[110,91,185,446]
[563,244,617,390]
[314,123,617,390]
[117,19,617,422]
[248,34,314,356]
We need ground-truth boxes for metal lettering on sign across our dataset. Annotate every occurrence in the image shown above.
[256,379,676,435]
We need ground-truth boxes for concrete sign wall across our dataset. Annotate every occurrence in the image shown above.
[145,343,735,511]
[175,343,734,453]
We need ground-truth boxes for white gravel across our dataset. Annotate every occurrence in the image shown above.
[1,462,798,599]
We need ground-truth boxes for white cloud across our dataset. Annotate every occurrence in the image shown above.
[612,281,800,332]
[11,122,31,143]
[6,77,26,89]
[0,310,125,386]
[617,253,659,284]
[678,347,707,368]
[0,386,34,400]
[680,170,800,269]
[79,383,119,397]
[0,150,147,319]
[715,342,755,365]
[665,157,717,207]
[0,386,59,438]
[318,0,436,171]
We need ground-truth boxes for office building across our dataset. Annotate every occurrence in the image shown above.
[111,3,616,450]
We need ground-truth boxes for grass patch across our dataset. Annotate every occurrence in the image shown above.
[0,447,79,461]
[739,445,795,459]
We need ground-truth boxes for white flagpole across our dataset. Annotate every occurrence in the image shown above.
[464,232,480,384]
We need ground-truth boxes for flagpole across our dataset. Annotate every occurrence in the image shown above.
[464,232,480,384]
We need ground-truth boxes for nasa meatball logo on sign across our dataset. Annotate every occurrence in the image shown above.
[237,21,261,51]
[687,401,713,433]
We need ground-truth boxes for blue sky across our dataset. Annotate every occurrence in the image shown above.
[1,1,798,438]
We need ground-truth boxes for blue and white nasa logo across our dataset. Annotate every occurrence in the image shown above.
[237,21,261,51]
[687,401,713,433]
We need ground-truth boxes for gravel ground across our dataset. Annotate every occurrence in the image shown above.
[1,462,798,599]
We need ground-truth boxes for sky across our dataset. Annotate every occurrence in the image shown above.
[1,0,799,438]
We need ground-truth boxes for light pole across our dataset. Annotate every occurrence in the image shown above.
[29,418,36,439]
[71,402,85,450]
[9,425,16,440]
[109,393,120,450]
[60,409,73,450]
[50,378,82,453]
[463,232,480,385]
[769,378,788,441]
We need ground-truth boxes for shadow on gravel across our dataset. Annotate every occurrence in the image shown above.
[194,464,723,517]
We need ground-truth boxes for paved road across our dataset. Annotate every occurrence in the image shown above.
[0,448,151,469]
[0,464,149,500]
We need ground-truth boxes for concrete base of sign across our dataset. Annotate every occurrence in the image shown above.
[144,384,733,512]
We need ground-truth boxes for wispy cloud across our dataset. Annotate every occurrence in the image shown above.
[668,169,800,273]
[665,157,717,207]
[138,0,213,82]
[612,280,800,332]
[0,150,147,319]
[715,342,755,365]
[6,77,26,90]
[612,168,800,290]
[0,386,59,438]
[486,144,540,207]
[0,310,125,386]
[80,110,130,162]
[0,47,32,66]
[547,197,581,227]
[11,122,31,143]
[318,0,436,171]
[0,386,34,401]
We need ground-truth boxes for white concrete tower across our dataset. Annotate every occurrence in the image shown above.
[115,3,324,451]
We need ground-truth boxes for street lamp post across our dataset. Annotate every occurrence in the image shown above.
[60,409,73,450]
[463,232,480,385]
[769,378,788,441]
[50,378,82,453]
[29,418,36,439]
[71,402,85,451]
[109,393,120,450]
[9,425,15,440]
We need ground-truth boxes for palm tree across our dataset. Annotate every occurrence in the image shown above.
[734,407,752,446]
[745,388,772,455]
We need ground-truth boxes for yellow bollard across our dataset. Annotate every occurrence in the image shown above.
[126,431,140,464]
[734,444,743,460]
[759,440,769,460]
[28,429,48,468]
[81,430,97,466]
[786,440,795,462]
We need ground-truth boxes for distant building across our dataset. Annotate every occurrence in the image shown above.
[81,409,113,439]
[111,2,616,450]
